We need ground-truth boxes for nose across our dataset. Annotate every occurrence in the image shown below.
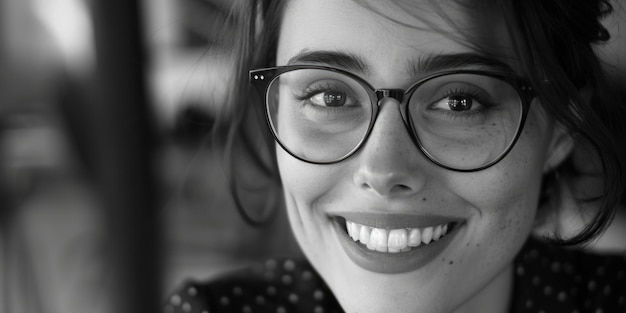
[352,97,429,197]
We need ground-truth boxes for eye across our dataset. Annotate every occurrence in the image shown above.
[430,92,486,112]
[310,90,348,107]
[445,95,474,111]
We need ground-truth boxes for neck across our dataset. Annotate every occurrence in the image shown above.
[452,264,514,313]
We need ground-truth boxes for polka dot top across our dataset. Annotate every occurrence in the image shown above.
[164,237,626,313]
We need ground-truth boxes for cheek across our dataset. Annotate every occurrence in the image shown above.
[451,105,552,257]
[276,148,343,204]
[275,146,346,243]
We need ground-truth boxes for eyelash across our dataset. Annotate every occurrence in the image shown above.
[439,88,490,106]
[295,83,352,102]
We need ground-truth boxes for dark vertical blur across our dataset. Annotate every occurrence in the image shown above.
[87,0,161,312]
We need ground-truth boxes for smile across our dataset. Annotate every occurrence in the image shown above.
[331,213,465,274]
[346,220,453,253]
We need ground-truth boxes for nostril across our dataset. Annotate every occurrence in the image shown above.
[390,184,412,194]
[359,182,373,190]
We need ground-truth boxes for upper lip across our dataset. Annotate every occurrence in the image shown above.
[330,212,464,229]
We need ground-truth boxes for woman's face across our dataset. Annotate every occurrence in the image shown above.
[275,0,571,312]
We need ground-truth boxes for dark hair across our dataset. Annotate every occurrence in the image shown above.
[217,0,625,245]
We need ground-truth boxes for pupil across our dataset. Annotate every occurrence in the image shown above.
[324,91,346,107]
[448,96,472,111]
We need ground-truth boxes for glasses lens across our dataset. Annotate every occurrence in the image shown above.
[266,69,373,162]
[408,73,523,170]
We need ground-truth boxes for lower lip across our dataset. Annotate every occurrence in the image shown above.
[332,218,463,274]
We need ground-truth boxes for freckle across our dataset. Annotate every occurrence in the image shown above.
[466,242,470,247]
[449,261,454,265]
[476,243,480,247]
[422,197,427,202]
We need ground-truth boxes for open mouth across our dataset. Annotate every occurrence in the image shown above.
[329,212,464,273]
[336,217,458,253]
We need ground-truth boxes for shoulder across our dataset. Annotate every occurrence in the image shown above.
[511,236,626,313]
[163,258,342,313]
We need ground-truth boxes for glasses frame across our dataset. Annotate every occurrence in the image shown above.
[250,65,535,172]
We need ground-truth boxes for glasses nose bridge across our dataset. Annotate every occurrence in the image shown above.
[372,88,410,126]
[374,89,405,104]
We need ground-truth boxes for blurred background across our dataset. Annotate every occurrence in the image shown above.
[0,0,624,312]
[0,1,299,312]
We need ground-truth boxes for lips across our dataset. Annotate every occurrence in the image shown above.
[331,212,464,273]
[346,220,453,253]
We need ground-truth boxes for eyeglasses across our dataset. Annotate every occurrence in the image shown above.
[249,65,534,172]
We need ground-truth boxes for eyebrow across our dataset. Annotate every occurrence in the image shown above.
[409,53,515,76]
[287,50,370,74]
[286,50,515,77]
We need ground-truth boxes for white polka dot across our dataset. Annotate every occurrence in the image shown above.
[314,306,324,313]
[170,294,182,306]
[284,259,296,271]
[516,266,525,276]
[314,290,324,301]
[221,296,230,305]
[588,281,597,291]
[182,302,191,312]
[597,266,605,276]
[288,293,299,303]
[302,271,313,281]
[267,286,277,296]
[595,309,603,313]
[532,276,541,286]
[202,311,209,313]
[282,274,293,285]
[266,259,277,270]
[525,299,533,308]
[188,287,197,296]
[557,291,567,302]
[163,304,174,313]
[543,286,552,296]
[256,295,266,305]
[618,296,625,305]
[277,306,287,313]
[551,261,560,272]
[529,249,539,259]
[243,305,252,313]
[538,310,545,313]
[603,285,611,295]
[233,286,243,296]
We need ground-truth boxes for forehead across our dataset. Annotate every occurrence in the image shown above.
[277,0,516,83]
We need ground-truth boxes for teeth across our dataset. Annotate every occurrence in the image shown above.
[388,229,408,252]
[422,227,433,244]
[370,228,388,252]
[347,221,360,241]
[433,225,442,241]
[408,228,421,247]
[359,225,371,246]
[344,220,453,253]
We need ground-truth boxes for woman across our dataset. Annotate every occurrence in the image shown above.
[166,0,626,312]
